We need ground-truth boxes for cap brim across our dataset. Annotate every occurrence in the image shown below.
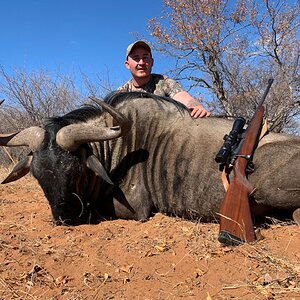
[126,41,151,57]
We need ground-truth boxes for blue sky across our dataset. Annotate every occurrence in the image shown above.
[0,0,169,91]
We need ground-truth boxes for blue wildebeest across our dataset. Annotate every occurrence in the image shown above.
[0,92,299,226]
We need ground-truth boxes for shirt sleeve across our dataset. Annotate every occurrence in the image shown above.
[163,77,184,99]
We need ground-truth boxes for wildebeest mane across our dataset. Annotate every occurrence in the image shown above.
[43,105,102,138]
[46,105,102,125]
[42,91,191,139]
[103,91,189,114]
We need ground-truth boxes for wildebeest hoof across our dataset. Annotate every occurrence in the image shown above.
[292,208,300,225]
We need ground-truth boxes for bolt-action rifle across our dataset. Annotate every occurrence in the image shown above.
[215,79,274,246]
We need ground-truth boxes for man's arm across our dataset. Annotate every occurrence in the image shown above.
[173,91,211,118]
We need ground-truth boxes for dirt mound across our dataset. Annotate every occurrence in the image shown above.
[0,176,299,299]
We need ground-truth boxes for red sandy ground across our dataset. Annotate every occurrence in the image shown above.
[0,175,299,300]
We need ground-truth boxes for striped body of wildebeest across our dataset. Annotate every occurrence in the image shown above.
[0,92,299,225]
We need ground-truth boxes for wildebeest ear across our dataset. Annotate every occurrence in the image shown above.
[2,155,32,184]
[86,155,114,185]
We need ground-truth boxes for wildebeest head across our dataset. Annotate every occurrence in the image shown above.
[0,98,132,225]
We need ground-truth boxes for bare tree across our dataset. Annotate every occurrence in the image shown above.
[148,0,299,133]
[0,66,82,129]
[0,66,84,165]
[249,0,300,132]
[80,67,117,98]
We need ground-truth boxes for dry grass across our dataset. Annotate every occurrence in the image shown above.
[0,174,299,299]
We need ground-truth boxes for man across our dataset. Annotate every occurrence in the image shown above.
[118,40,210,118]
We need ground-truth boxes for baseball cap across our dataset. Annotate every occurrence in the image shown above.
[126,40,152,58]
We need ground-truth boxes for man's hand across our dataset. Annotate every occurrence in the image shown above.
[173,91,211,118]
[190,104,211,118]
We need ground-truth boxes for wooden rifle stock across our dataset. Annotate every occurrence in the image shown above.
[218,79,273,246]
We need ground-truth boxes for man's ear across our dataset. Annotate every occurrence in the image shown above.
[125,60,130,70]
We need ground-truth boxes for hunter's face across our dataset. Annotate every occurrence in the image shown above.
[125,46,153,79]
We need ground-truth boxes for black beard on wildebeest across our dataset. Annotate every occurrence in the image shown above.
[32,137,92,225]
[0,91,299,226]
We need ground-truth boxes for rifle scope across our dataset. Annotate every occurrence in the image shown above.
[215,116,246,164]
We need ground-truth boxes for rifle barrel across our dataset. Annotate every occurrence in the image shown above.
[258,78,274,107]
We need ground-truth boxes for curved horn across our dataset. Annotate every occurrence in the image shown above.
[89,97,131,129]
[2,155,33,184]
[56,98,132,152]
[0,127,45,152]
